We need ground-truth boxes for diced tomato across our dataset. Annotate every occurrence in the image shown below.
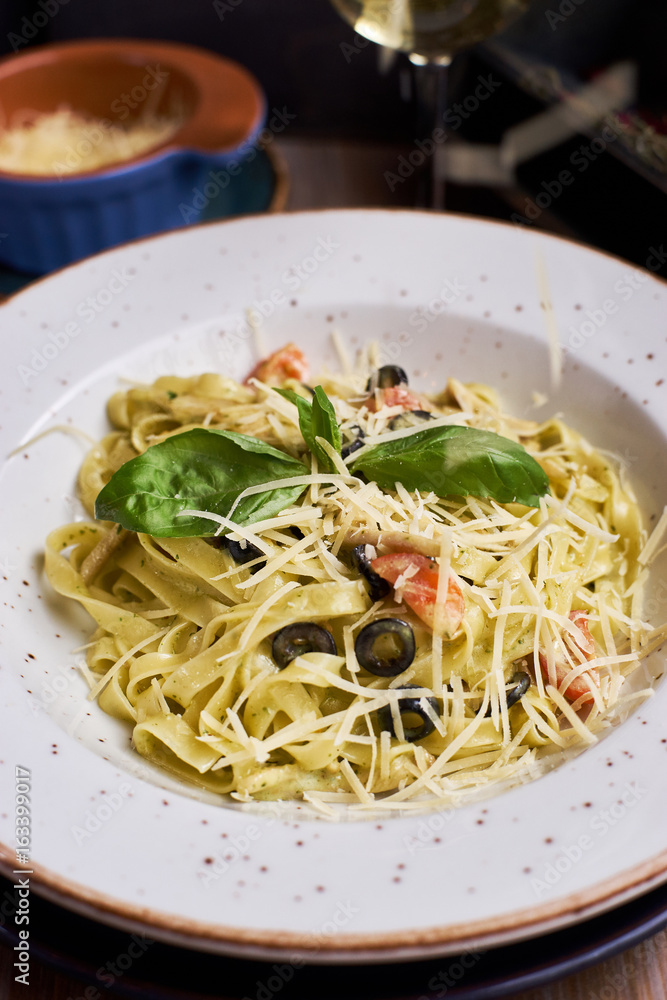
[364,386,429,414]
[245,343,309,386]
[370,552,465,636]
[567,610,596,657]
[539,611,598,704]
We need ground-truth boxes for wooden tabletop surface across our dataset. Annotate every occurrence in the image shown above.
[1,135,666,1000]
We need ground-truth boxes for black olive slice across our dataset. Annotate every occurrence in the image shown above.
[341,424,366,460]
[484,670,531,716]
[211,536,266,574]
[355,618,415,676]
[352,545,391,601]
[506,671,531,708]
[365,365,409,392]
[387,409,435,431]
[272,622,337,669]
[377,684,439,742]
[225,538,264,565]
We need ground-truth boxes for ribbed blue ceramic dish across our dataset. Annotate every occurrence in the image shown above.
[0,39,266,274]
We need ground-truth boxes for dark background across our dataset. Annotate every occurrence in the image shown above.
[2,0,666,134]
[0,0,666,272]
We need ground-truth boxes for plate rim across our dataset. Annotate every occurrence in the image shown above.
[2,848,667,961]
[1,205,665,312]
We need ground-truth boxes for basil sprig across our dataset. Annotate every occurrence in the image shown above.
[94,428,309,537]
[348,425,549,508]
[275,385,342,473]
[94,390,550,538]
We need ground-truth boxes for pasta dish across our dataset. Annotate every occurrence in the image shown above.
[45,342,666,812]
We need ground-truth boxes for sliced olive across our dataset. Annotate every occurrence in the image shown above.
[506,671,531,708]
[366,365,409,391]
[213,536,266,574]
[207,535,257,558]
[352,545,391,601]
[378,684,439,742]
[484,670,531,716]
[355,618,415,676]
[387,409,435,431]
[272,622,337,669]
[341,424,366,460]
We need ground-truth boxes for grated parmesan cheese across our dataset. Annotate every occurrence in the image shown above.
[0,106,183,177]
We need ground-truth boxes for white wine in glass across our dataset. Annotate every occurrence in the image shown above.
[330,0,530,63]
[330,0,532,207]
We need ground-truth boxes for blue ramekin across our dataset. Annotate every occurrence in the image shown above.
[0,39,267,274]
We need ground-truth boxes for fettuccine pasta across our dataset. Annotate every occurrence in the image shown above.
[45,343,666,811]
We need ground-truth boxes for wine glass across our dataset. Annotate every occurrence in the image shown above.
[329,0,532,208]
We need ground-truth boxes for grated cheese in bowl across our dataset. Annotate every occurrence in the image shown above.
[0,105,184,177]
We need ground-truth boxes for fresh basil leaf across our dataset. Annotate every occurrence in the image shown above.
[275,385,341,473]
[349,425,549,508]
[94,428,309,537]
[311,386,342,464]
[275,387,314,439]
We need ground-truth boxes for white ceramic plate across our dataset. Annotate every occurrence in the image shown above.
[0,210,666,963]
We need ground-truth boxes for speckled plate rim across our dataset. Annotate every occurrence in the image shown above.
[1,849,667,964]
[0,209,666,963]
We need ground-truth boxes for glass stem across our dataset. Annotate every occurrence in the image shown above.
[410,55,451,212]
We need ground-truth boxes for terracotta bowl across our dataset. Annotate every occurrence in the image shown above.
[0,38,266,273]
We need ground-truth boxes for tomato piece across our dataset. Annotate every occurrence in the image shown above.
[567,610,596,657]
[245,343,309,386]
[539,611,598,704]
[370,552,464,636]
[364,386,428,414]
